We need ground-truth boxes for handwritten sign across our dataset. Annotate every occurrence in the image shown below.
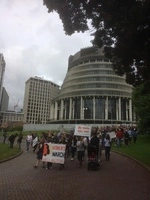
[74,125,91,137]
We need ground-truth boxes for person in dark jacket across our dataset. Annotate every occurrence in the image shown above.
[17,132,23,149]
[90,127,99,159]
[8,133,18,148]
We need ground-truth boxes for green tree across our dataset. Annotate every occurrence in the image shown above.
[132,83,150,131]
[43,0,150,86]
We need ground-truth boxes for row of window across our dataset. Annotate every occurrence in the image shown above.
[67,70,116,79]
[63,76,125,86]
[61,83,131,92]
[59,90,132,98]
[69,59,110,70]
[30,79,59,88]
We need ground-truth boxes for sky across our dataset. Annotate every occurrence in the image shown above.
[0,0,93,111]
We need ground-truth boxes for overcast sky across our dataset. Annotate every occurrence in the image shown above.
[0,0,93,111]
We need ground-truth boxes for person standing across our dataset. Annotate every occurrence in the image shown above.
[26,133,32,152]
[34,137,45,168]
[104,134,111,161]
[124,130,129,147]
[76,136,85,167]
[116,128,123,147]
[132,128,137,143]
[90,128,99,159]
[3,131,7,144]
[17,132,23,149]
[99,134,103,161]
[70,135,77,161]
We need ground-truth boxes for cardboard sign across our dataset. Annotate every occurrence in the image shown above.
[74,125,91,137]
[42,143,66,164]
[32,137,38,147]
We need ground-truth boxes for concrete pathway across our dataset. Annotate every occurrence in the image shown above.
[0,138,150,200]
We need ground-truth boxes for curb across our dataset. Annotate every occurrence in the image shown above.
[112,150,150,174]
[0,150,23,163]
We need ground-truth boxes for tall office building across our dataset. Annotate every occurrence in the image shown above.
[0,54,6,108]
[0,87,9,111]
[23,76,60,124]
[50,46,135,124]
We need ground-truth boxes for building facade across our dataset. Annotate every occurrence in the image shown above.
[50,46,136,124]
[0,111,24,126]
[0,54,6,108]
[23,76,60,124]
[0,87,9,111]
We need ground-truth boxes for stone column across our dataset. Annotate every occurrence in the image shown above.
[69,98,72,119]
[60,99,64,120]
[50,103,54,120]
[72,99,75,119]
[105,97,108,120]
[116,99,119,120]
[118,97,121,120]
[93,96,95,120]
[54,101,58,120]
[129,99,132,121]
[80,96,83,119]
[126,100,129,121]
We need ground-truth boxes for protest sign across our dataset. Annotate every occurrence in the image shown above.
[74,125,91,137]
[32,137,38,147]
[107,131,116,139]
[42,143,66,164]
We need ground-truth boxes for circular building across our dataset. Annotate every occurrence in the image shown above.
[50,46,135,125]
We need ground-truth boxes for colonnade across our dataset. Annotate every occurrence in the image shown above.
[50,96,133,122]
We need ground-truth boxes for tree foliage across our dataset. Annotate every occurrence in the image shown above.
[43,0,150,86]
[132,83,150,131]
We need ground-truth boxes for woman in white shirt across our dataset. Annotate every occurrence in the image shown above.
[104,134,111,161]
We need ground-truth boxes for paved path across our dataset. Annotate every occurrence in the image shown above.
[0,138,150,200]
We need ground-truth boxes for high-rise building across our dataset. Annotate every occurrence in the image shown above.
[0,87,9,111]
[0,54,6,108]
[50,46,136,124]
[23,76,60,124]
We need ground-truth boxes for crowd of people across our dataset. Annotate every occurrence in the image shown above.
[2,125,138,169]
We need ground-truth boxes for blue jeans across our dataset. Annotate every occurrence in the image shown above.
[26,141,30,151]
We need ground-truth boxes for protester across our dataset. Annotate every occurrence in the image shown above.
[8,133,18,148]
[132,127,138,143]
[116,128,124,147]
[76,136,85,167]
[90,127,99,159]
[17,132,23,149]
[3,131,7,144]
[99,134,103,161]
[34,137,45,168]
[124,130,129,147]
[104,134,111,161]
[70,135,77,161]
[26,133,33,152]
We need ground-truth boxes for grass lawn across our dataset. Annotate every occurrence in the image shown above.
[0,143,21,162]
[112,134,150,168]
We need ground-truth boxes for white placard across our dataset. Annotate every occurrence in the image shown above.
[74,125,91,137]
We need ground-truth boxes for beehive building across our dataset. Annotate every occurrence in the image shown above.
[50,46,135,124]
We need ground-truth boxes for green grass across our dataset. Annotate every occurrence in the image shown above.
[0,143,21,161]
[112,135,150,168]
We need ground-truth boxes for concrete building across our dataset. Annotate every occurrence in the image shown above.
[0,87,9,111]
[49,46,136,125]
[23,76,60,124]
[0,54,6,108]
[0,111,24,126]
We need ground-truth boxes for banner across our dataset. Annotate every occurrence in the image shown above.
[42,143,66,164]
[74,125,91,137]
